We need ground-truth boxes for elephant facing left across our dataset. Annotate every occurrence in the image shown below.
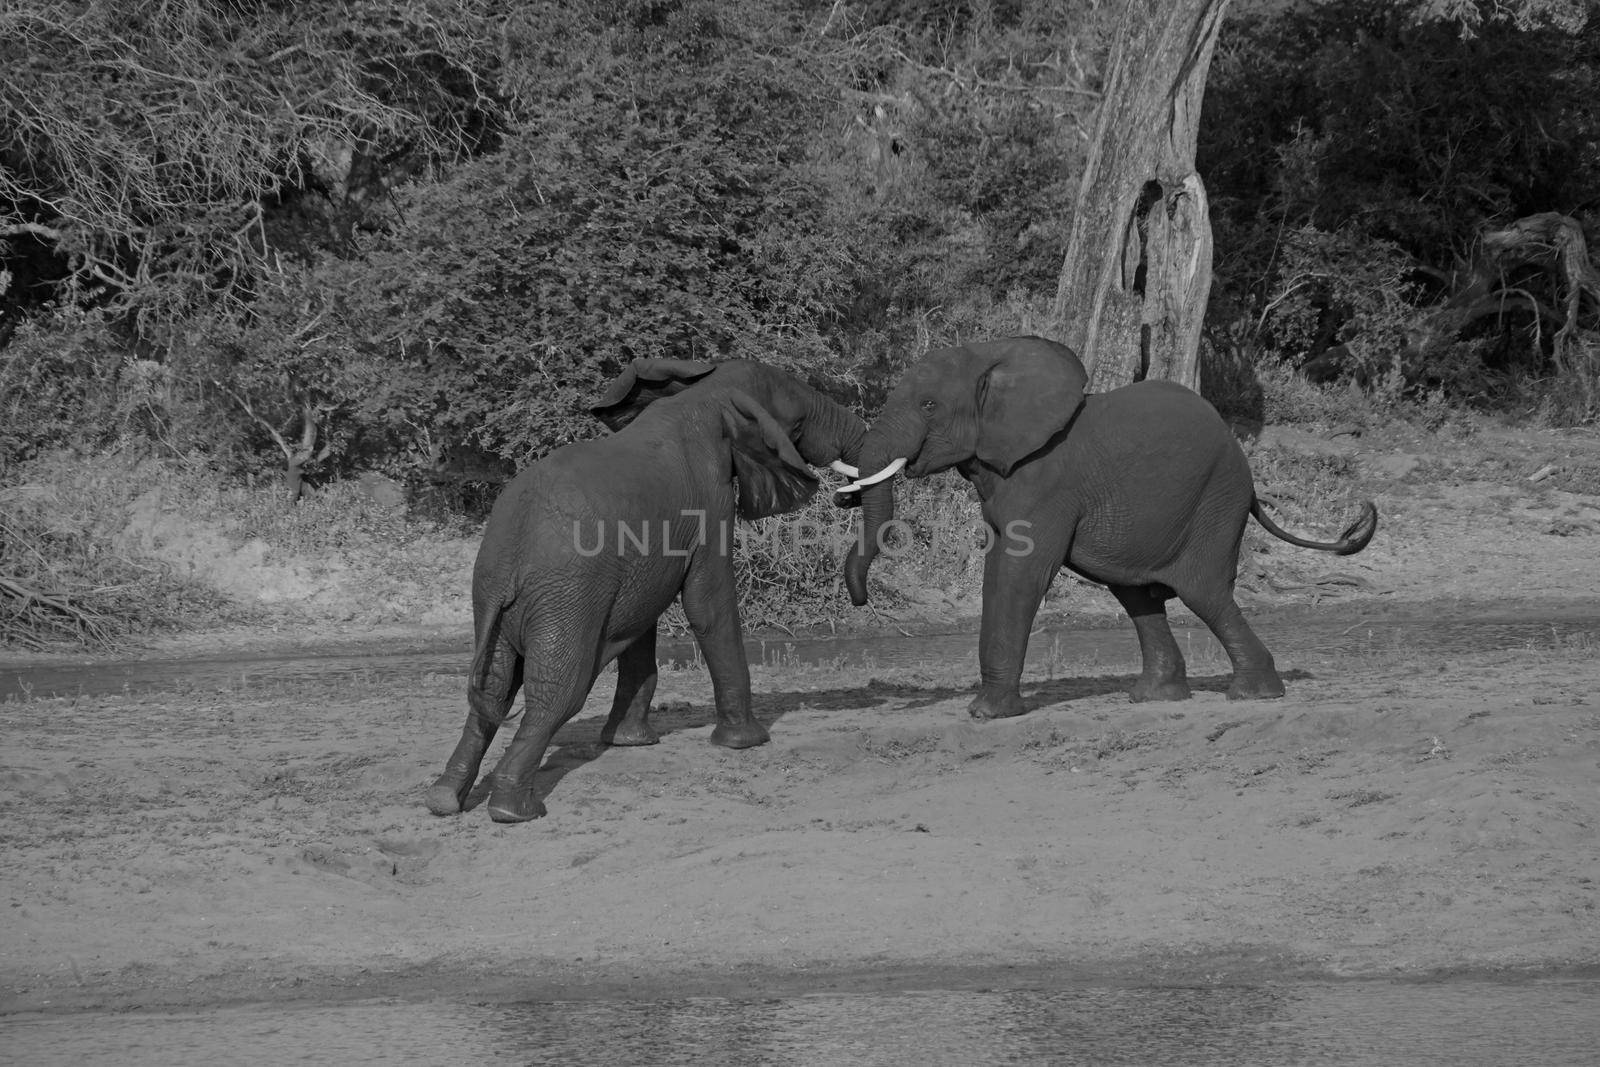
[426,360,866,823]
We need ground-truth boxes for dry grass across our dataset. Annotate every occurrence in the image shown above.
[0,453,231,650]
[200,475,472,553]
[0,424,1374,651]
[1245,446,1368,537]
[665,470,986,636]
[18,360,1558,651]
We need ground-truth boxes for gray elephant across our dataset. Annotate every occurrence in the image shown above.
[838,336,1377,720]
[426,359,865,822]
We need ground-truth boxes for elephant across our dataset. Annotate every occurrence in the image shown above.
[426,359,866,822]
[837,335,1377,721]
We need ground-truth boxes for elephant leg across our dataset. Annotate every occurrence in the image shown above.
[970,541,1060,721]
[681,558,768,749]
[1108,583,1192,702]
[426,635,524,816]
[601,626,660,746]
[484,650,602,823]
[1176,585,1285,700]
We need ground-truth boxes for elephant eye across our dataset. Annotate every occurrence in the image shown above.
[921,399,937,414]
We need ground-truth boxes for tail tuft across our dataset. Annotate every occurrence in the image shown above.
[1335,501,1379,556]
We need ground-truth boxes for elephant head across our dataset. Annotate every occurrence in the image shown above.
[591,358,866,475]
[840,336,1089,605]
[717,389,822,520]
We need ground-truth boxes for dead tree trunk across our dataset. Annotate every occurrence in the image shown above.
[1050,0,1231,392]
[1484,213,1600,408]
[1405,213,1600,410]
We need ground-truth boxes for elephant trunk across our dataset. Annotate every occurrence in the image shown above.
[798,393,868,473]
[842,410,925,606]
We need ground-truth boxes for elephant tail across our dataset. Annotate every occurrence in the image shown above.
[468,592,516,697]
[1250,496,1378,556]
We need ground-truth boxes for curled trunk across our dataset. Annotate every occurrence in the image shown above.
[841,411,925,606]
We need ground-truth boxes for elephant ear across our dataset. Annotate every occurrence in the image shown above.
[590,357,718,431]
[720,391,820,520]
[973,339,1090,475]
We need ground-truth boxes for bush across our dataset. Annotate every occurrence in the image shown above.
[0,310,125,470]
[651,471,985,635]
[0,0,501,326]
[252,2,864,470]
[0,451,232,649]
[1202,0,1600,401]
[7,1,1108,479]
[806,2,1096,393]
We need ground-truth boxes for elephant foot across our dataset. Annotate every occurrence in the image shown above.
[968,688,1027,721]
[1227,670,1286,700]
[709,720,770,749]
[1129,677,1192,703]
[424,776,471,816]
[602,720,660,746]
[486,787,548,823]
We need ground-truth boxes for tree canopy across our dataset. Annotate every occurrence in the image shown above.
[2,0,1597,484]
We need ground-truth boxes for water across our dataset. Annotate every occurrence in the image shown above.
[2,612,1596,701]
[4,980,1597,1065]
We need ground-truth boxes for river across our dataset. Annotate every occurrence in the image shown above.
[5,978,1598,1065]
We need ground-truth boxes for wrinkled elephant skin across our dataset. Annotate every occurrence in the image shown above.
[428,361,864,822]
[842,335,1377,718]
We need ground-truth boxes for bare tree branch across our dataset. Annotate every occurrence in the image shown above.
[0,221,66,241]
[0,0,502,323]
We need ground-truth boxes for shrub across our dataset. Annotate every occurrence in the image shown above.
[0,310,125,470]
[806,2,1096,392]
[0,451,231,649]
[241,1,868,472]
[653,471,985,635]
[1202,1,1600,402]
[0,0,501,326]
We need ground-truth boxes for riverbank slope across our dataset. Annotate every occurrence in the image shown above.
[3,414,1599,1014]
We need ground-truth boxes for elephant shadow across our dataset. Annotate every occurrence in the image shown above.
[457,691,856,812]
[745,666,1315,720]
[455,668,1312,810]
[457,717,639,813]
[1021,668,1310,712]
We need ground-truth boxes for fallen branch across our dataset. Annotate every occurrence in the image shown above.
[0,574,118,649]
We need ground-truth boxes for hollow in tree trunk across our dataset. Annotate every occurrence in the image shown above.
[1050,0,1232,393]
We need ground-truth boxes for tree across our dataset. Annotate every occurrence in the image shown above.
[295,1,861,469]
[1051,0,1593,395]
[205,268,350,502]
[1050,0,1231,392]
[0,0,499,327]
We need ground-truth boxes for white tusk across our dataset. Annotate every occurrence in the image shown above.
[836,457,907,493]
[856,457,906,486]
[829,460,860,478]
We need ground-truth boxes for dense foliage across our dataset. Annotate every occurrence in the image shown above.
[307,2,864,464]
[4,0,1598,647]
[0,0,501,328]
[3,0,1096,476]
[1202,0,1600,407]
[2,2,1596,461]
